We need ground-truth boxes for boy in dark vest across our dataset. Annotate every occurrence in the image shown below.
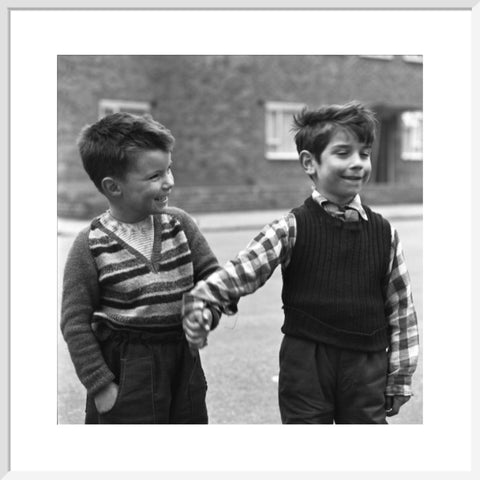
[61,112,220,423]
[182,101,419,424]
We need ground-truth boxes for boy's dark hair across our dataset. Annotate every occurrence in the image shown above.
[77,112,175,192]
[291,101,377,161]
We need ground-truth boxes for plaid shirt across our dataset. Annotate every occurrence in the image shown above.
[183,191,419,396]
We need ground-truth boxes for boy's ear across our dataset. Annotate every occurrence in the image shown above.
[101,177,122,198]
[299,150,317,176]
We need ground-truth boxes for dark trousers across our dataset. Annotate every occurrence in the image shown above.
[278,335,388,424]
[85,330,208,424]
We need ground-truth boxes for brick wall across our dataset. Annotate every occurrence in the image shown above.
[58,55,423,218]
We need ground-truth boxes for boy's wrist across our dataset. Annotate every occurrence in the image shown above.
[385,375,413,397]
[207,305,221,330]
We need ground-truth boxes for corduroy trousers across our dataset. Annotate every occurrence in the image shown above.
[278,335,388,424]
[85,329,208,424]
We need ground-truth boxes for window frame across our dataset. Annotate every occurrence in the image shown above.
[359,55,394,60]
[399,110,423,162]
[265,101,304,161]
[402,55,423,64]
[98,99,151,119]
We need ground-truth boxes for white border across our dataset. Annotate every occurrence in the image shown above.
[3,3,478,478]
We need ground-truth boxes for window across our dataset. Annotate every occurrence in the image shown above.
[359,55,394,60]
[265,102,304,160]
[402,55,423,64]
[98,99,151,119]
[400,111,423,161]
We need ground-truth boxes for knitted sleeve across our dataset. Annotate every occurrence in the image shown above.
[165,207,222,329]
[60,227,115,395]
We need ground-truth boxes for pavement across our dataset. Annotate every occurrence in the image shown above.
[58,203,422,236]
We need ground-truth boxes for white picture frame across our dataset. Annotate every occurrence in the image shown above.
[2,1,479,478]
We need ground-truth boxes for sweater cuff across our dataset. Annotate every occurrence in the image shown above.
[84,365,116,396]
[182,292,206,317]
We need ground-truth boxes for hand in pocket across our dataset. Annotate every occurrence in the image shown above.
[94,381,119,414]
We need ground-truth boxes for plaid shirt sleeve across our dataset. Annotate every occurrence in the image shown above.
[182,213,296,317]
[384,226,420,396]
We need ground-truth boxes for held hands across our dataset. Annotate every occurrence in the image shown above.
[385,395,411,417]
[183,308,212,350]
[94,381,119,414]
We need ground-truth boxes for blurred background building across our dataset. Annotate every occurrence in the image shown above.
[58,55,422,218]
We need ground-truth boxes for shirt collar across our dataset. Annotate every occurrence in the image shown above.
[311,189,368,221]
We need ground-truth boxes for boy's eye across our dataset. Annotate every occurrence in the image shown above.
[360,151,371,158]
[149,167,172,180]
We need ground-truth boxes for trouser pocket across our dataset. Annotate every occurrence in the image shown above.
[92,335,156,424]
[98,354,155,424]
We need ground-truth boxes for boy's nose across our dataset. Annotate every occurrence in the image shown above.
[351,152,367,168]
[162,177,174,190]
[350,155,363,168]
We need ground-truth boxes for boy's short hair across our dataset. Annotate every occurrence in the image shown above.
[291,101,377,161]
[77,112,175,192]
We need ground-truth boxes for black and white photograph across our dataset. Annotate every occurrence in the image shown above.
[57,54,423,425]
[4,4,477,477]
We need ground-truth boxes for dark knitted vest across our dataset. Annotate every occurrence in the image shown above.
[281,197,391,351]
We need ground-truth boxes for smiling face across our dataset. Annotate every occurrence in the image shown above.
[109,149,174,223]
[307,128,372,205]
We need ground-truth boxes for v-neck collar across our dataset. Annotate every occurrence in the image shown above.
[95,213,165,273]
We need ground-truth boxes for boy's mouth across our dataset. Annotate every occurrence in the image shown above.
[342,175,363,181]
[155,196,169,205]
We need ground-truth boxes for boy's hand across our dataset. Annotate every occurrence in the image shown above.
[94,381,119,414]
[385,395,411,417]
[183,308,212,349]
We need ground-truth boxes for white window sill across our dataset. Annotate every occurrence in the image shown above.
[266,152,298,161]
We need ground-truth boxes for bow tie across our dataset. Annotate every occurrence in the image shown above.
[323,202,360,222]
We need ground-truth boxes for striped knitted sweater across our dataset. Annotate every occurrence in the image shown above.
[90,210,198,330]
[61,207,220,395]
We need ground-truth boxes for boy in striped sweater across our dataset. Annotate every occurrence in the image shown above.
[61,112,219,424]
[183,101,419,424]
